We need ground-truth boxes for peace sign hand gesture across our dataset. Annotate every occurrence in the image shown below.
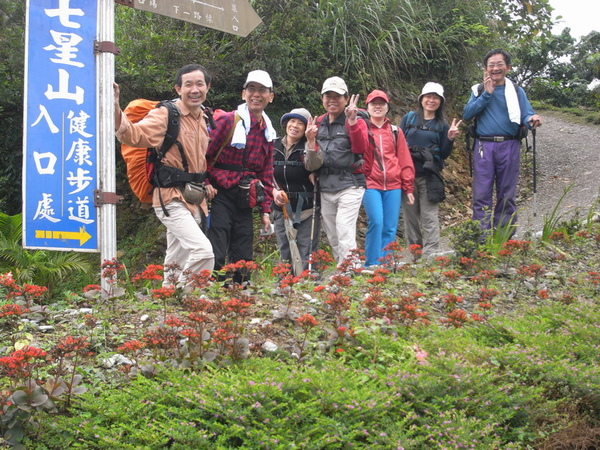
[345,94,360,126]
[448,118,463,141]
[305,116,319,148]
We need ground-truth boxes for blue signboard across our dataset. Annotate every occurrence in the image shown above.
[23,0,98,251]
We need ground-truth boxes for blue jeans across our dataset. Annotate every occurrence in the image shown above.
[362,188,402,266]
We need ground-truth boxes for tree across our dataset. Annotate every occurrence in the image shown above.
[510,29,600,108]
[0,0,558,221]
[509,28,575,89]
[0,1,26,215]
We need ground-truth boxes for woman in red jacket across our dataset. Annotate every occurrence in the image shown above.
[362,90,415,267]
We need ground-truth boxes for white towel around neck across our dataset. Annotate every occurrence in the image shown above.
[230,103,277,149]
[472,79,521,125]
[504,79,521,125]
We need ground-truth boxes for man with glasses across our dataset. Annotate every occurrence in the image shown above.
[305,77,370,266]
[463,49,542,237]
[206,70,276,285]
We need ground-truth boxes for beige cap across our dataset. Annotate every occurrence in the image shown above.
[321,76,348,95]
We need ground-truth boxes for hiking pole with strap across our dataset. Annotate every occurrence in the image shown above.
[465,132,473,177]
[531,128,537,217]
[308,176,319,273]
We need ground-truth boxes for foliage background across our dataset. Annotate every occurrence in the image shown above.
[0,0,598,271]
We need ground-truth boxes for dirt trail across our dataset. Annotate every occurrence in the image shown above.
[516,111,600,237]
[435,110,599,252]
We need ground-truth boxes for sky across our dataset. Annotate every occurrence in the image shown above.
[550,0,600,39]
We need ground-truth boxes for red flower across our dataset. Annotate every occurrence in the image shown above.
[442,270,461,280]
[441,309,470,328]
[328,274,351,287]
[0,272,16,286]
[142,327,179,349]
[0,304,29,318]
[479,287,499,301]
[435,256,451,267]
[53,336,90,358]
[409,244,422,255]
[152,287,176,300]
[222,298,252,315]
[187,311,210,324]
[21,284,48,299]
[117,340,145,353]
[502,240,532,252]
[383,241,403,252]
[459,257,475,269]
[211,327,234,344]
[297,313,317,329]
[272,262,292,276]
[132,265,163,283]
[165,315,185,327]
[308,250,335,272]
[367,275,386,285]
[101,258,125,280]
[442,293,464,305]
[83,284,101,293]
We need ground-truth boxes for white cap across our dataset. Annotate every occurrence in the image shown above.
[244,70,273,89]
[418,82,445,102]
[321,76,348,95]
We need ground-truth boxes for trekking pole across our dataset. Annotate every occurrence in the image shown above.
[307,177,319,273]
[466,133,473,177]
[531,128,537,217]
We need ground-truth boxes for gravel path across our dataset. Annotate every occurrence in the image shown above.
[516,110,600,237]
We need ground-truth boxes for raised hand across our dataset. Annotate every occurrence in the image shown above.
[305,116,318,143]
[448,118,463,141]
[483,70,495,94]
[345,94,360,125]
[113,82,122,128]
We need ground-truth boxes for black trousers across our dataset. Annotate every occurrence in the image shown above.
[208,187,254,283]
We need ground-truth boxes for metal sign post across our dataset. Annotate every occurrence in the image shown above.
[96,0,119,290]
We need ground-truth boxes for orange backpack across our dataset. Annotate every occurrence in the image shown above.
[120,99,181,203]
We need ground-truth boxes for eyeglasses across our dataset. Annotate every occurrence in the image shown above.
[486,62,506,69]
[245,86,270,94]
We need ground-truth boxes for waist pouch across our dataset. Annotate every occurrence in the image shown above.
[425,171,446,203]
[237,175,265,209]
[181,182,206,204]
[153,165,206,188]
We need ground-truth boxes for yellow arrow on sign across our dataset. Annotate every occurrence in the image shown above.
[35,227,92,246]
[124,0,262,37]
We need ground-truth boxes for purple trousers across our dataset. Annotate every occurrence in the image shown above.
[472,139,520,232]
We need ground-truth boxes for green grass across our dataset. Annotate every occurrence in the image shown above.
[533,103,600,126]
[3,206,600,449]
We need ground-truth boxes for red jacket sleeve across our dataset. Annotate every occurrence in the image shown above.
[396,129,415,194]
[347,118,370,155]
